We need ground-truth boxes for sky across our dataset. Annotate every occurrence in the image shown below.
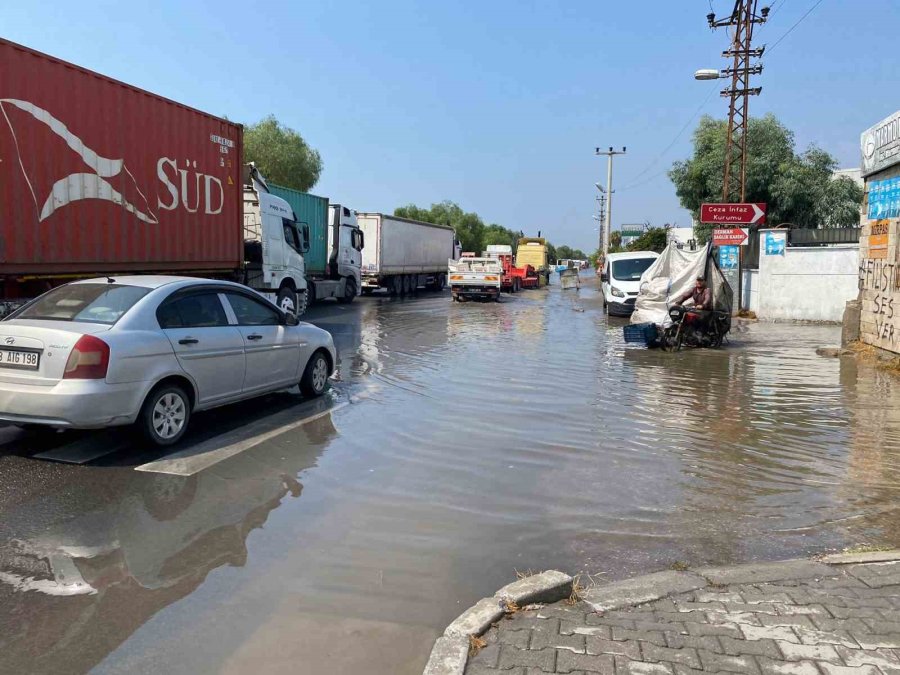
[2,0,897,252]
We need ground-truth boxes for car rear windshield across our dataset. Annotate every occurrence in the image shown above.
[14,283,150,325]
[612,258,655,281]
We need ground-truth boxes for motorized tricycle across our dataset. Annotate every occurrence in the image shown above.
[657,305,731,351]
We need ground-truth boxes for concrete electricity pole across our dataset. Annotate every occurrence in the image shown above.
[595,147,626,256]
[594,183,609,254]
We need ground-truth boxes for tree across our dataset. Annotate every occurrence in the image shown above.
[244,115,323,191]
[395,201,485,253]
[626,226,669,253]
[610,231,623,250]
[669,114,863,242]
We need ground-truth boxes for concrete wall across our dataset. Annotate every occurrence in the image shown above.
[756,230,859,322]
[741,269,759,314]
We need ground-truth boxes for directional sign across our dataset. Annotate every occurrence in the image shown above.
[701,203,767,225]
[712,227,749,246]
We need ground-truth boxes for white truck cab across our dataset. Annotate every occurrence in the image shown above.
[242,169,310,315]
[328,204,364,292]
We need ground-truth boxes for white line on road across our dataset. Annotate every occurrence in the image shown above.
[135,402,349,477]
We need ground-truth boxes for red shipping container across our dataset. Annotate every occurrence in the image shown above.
[0,39,243,275]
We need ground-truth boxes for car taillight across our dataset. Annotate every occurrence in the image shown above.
[63,335,110,379]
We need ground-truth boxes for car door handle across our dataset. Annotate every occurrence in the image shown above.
[247,334,264,341]
[178,338,199,345]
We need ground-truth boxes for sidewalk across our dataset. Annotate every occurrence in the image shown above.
[453,553,900,674]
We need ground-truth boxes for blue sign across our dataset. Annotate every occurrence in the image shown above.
[764,231,786,256]
[868,177,900,220]
[718,245,738,270]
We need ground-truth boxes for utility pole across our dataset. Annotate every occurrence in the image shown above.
[707,0,767,308]
[593,183,610,254]
[595,147,626,256]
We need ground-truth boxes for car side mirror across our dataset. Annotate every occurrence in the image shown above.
[284,313,300,326]
[600,273,609,282]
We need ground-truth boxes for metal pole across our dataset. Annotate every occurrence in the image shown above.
[605,154,613,256]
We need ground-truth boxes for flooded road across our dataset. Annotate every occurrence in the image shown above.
[3,274,900,674]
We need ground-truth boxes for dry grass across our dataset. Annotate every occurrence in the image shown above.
[468,635,487,657]
[737,309,757,319]
[846,340,900,374]
[842,543,895,555]
[670,561,690,572]
[514,568,538,580]
[567,571,602,605]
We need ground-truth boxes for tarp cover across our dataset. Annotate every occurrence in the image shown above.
[629,243,733,326]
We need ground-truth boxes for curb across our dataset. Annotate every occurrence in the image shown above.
[423,551,900,675]
[422,570,573,675]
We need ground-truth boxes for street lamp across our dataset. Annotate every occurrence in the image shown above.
[694,68,723,81]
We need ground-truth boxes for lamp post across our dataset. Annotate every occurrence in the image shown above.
[595,147,626,256]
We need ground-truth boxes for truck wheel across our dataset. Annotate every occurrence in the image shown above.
[407,275,418,294]
[277,286,298,315]
[297,290,309,316]
[390,276,402,296]
[338,277,357,304]
[138,383,191,446]
[437,274,446,291]
[401,275,411,295]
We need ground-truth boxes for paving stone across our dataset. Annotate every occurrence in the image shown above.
[853,634,900,650]
[467,666,526,675]
[817,664,880,675]
[684,621,743,639]
[613,657,674,674]
[639,643,702,669]
[695,649,761,673]
[777,641,842,664]
[755,657,820,675]
[531,629,587,654]
[793,626,859,648]
[758,614,816,630]
[556,651,615,674]
[498,645,557,672]
[565,624,612,638]
[586,637,642,660]
[664,632,723,653]
[425,635,468,675]
[718,635,782,659]
[741,624,799,643]
[835,645,900,672]
[469,643,501,668]
[497,628,532,649]
[610,627,668,646]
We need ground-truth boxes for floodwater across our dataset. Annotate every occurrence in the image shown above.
[3,274,900,674]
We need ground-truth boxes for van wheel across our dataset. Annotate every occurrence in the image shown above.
[139,384,191,446]
[338,277,357,304]
[300,351,330,397]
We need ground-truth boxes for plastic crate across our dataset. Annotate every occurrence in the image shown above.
[623,322,658,345]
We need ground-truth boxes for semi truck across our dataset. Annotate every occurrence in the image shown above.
[268,184,364,306]
[516,237,551,286]
[0,38,319,317]
[356,213,458,295]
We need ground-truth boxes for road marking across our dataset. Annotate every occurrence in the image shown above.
[135,401,349,476]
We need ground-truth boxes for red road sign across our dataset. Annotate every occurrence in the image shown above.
[712,227,749,246]
[701,203,767,225]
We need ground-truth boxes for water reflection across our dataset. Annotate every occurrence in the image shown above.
[0,414,337,675]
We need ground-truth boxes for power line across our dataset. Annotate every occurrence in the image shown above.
[617,87,718,191]
[767,0,825,53]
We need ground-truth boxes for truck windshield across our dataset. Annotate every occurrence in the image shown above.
[13,283,150,325]
[611,258,655,281]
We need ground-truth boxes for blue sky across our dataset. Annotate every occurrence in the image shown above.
[2,1,896,251]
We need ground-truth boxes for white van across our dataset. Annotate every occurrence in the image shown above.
[600,251,660,316]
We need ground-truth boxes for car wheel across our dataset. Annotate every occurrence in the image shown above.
[277,286,298,316]
[338,277,357,304]
[300,351,330,397]
[139,384,191,446]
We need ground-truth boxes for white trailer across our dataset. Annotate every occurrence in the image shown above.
[356,213,458,295]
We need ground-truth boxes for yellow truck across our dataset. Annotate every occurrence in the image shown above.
[516,237,551,286]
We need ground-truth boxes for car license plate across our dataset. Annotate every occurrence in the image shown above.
[0,348,40,370]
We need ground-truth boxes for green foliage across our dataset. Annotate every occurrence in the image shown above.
[244,115,323,191]
[626,226,669,253]
[669,114,864,243]
[554,245,588,261]
[609,231,622,249]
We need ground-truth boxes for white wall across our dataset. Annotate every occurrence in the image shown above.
[741,269,759,314]
[756,232,859,322]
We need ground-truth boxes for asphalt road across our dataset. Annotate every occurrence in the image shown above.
[2,278,898,675]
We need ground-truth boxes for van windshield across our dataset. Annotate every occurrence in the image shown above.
[611,258,655,281]
[13,284,150,325]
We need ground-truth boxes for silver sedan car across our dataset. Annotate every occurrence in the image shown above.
[0,276,336,446]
